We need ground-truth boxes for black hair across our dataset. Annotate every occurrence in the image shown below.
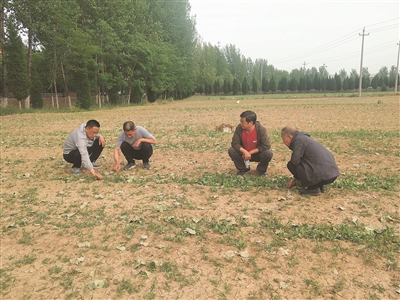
[86,119,100,128]
[123,121,136,131]
[240,110,257,124]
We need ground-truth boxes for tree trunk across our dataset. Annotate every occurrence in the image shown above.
[97,87,101,108]
[25,29,33,109]
[53,48,59,109]
[1,3,8,106]
[1,97,7,107]
[60,62,71,108]
[50,85,54,108]
[25,95,30,109]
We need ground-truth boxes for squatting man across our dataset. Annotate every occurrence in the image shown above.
[228,110,273,176]
[63,119,105,180]
[281,125,339,196]
[113,121,157,172]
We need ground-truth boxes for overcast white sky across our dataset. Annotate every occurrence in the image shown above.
[189,0,399,76]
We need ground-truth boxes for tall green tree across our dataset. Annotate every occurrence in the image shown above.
[251,76,258,93]
[232,78,239,95]
[242,77,249,94]
[4,17,30,109]
[269,76,277,93]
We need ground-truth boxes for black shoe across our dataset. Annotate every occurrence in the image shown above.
[320,185,326,193]
[236,168,250,176]
[91,161,102,169]
[257,170,267,177]
[299,187,321,196]
[123,162,136,170]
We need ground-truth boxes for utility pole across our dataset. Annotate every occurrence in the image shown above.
[395,41,400,94]
[260,62,263,95]
[302,62,307,76]
[358,27,369,97]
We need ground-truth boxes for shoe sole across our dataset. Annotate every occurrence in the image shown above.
[123,165,136,171]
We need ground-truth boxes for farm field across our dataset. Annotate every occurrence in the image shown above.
[1,95,399,299]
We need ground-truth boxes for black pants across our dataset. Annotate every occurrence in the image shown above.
[120,141,153,164]
[228,147,273,173]
[287,161,337,189]
[63,142,104,168]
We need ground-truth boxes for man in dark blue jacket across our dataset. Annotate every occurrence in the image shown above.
[281,125,339,196]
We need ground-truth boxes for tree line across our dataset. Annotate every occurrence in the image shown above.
[1,0,398,109]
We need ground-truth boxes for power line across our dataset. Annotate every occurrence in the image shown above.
[269,18,398,66]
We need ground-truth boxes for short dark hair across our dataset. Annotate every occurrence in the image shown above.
[240,110,257,124]
[86,119,100,128]
[123,121,136,131]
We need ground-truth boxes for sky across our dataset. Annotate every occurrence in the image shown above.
[189,0,399,76]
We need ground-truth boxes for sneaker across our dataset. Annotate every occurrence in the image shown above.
[123,162,136,170]
[257,170,267,177]
[320,185,326,193]
[72,167,81,176]
[91,161,102,169]
[143,163,151,170]
[299,187,321,196]
[236,168,250,176]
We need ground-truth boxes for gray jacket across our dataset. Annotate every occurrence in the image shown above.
[63,123,101,170]
[290,132,339,186]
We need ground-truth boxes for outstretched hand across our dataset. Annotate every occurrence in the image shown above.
[286,177,297,189]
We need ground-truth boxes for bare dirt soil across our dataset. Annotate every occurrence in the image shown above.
[1,95,399,299]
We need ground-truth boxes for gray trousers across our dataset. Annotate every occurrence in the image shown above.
[228,147,273,173]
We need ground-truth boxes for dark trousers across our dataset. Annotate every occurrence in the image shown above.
[287,161,337,189]
[63,142,104,168]
[228,147,273,173]
[121,141,153,164]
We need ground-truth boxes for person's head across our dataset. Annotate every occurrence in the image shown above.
[281,125,298,148]
[239,110,257,131]
[123,121,136,139]
[85,119,100,140]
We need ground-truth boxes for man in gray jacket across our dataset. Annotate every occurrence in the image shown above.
[281,125,339,196]
[63,119,105,179]
[228,110,273,176]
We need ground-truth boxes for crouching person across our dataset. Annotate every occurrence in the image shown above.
[63,119,105,180]
[113,121,156,171]
[281,125,339,196]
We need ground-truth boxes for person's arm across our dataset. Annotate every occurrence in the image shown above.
[113,147,121,172]
[133,137,156,148]
[98,135,106,147]
[290,143,306,165]
[256,124,271,153]
[231,125,243,152]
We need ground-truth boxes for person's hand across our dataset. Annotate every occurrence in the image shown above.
[286,177,297,189]
[133,139,141,148]
[95,172,103,180]
[99,136,106,147]
[242,151,251,161]
[113,163,121,172]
